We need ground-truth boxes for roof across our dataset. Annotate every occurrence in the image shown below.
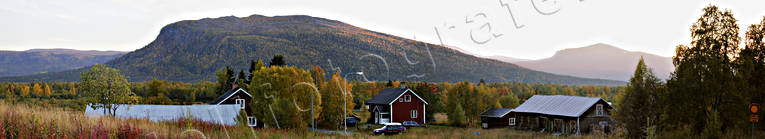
[480,108,513,118]
[511,95,612,117]
[210,88,252,105]
[383,123,402,126]
[366,88,428,105]
[371,105,390,113]
[367,88,408,104]
[84,104,242,126]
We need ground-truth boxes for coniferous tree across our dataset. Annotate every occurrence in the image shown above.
[450,104,466,126]
[214,66,235,94]
[615,58,662,139]
[236,69,247,89]
[269,55,285,67]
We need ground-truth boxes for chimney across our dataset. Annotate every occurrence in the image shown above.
[232,83,239,89]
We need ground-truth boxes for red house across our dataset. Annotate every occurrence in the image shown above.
[366,86,428,124]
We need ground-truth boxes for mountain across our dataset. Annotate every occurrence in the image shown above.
[484,55,528,63]
[513,43,674,81]
[0,49,125,77]
[0,15,625,85]
[440,45,528,63]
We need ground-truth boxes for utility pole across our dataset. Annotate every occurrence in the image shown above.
[312,71,318,131]
[342,72,363,134]
[311,92,314,130]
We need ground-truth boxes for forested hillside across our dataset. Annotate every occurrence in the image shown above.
[0,15,624,85]
[0,49,124,77]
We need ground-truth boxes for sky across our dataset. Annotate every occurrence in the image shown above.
[1,0,764,60]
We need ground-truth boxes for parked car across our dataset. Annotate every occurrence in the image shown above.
[373,123,406,135]
[402,121,427,127]
[345,116,361,127]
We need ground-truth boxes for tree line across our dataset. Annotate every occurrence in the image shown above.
[614,5,765,138]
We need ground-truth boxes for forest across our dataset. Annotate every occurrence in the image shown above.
[1,4,764,139]
[0,57,625,130]
[613,5,765,138]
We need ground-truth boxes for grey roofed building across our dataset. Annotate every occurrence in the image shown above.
[365,88,409,104]
[480,108,515,129]
[511,95,612,117]
[480,108,513,118]
[84,104,242,126]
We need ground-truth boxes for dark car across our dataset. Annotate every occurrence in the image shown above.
[373,123,406,135]
[345,116,361,127]
[402,121,426,127]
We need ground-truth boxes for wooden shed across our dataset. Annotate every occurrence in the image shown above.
[480,108,515,129]
[510,95,614,135]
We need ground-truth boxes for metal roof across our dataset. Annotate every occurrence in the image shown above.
[511,95,612,117]
[480,108,513,118]
[366,88,429,105]
[84,104,242,126]
[366,88,408,104]
[210,88,252,104]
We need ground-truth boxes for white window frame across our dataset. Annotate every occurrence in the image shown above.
[247,116,257,127]
[405,95,411,102]
[236,99,246,110]
[509,118,516,126]
[399,97,403,102]
[411,110,418,118]
[596,104,604,116]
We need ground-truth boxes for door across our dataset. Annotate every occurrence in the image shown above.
[375,111,380,124]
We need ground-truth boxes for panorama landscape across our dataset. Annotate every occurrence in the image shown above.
[1,0,764,138]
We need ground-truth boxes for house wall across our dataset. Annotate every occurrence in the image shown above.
[218,92,259,127]
[219,93,252,115]
[391,91,425,124]
[480,114,513,128]
[579,101,614,134]
[368,104,390,124]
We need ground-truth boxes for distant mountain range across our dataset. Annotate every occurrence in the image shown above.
[510,43,673,81]
[440,45,529,63]
[0,49,125,77]
[484,55,529,63]
[0,14,624,85]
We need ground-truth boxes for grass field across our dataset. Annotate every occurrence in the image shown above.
[0,101,626,138]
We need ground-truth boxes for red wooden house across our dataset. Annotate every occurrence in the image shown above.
[366,86,428,124]
[210,86,262,127]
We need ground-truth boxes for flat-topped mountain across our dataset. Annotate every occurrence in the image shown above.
[1,15,624,85]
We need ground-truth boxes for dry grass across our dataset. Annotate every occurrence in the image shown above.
[0,102,626,138]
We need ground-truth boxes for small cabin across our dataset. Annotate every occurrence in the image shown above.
[480,108,514,129]
[210,87,261,127]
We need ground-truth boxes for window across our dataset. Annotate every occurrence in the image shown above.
[247,117,257,127]
[411,110,418,118]
[236,99,246,109]
[405,95,411,102]
[399,97,403,102]
[509,118,516,126]
[596,104,604,116]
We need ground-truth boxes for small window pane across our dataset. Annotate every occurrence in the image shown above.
[236,99,245,109]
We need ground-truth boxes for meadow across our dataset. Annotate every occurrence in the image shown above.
[0,101,628,139]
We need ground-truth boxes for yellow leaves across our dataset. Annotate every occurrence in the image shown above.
[33,83,43,95]
[44,84,52,96]
[20,85,30,97]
